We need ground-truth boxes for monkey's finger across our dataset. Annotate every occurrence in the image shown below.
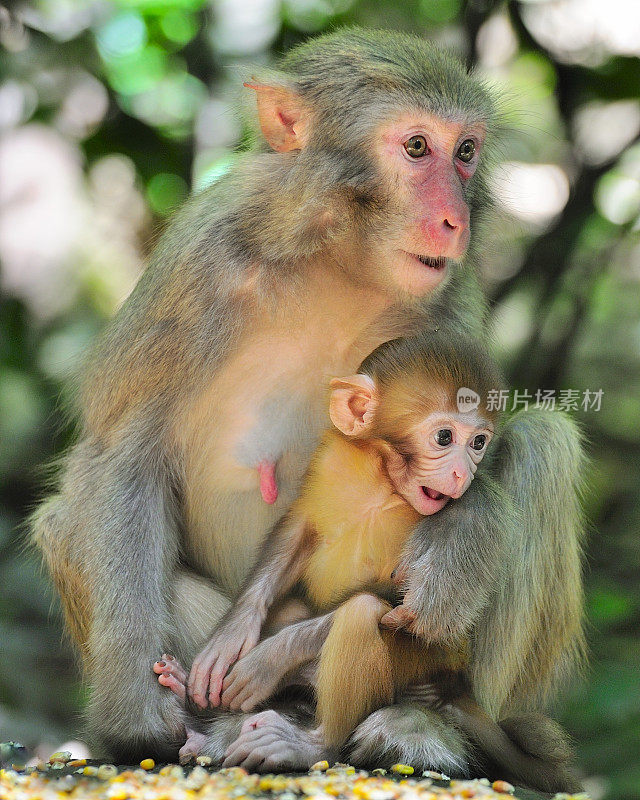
[230,679,265,711]
[220,676,246,708]
[208,659,234,707]
[235,736,281,771]
[158,671,187,701]
[222,731,279,766]
[161,654,188,684]
[221,667,241,693]
[188,655,218,708]
[224,730,280,760]
[239,692,264,713]
[230,684,260,712]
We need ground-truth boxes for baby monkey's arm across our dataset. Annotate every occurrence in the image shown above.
[188,510,312,709]
[221,611,336,712]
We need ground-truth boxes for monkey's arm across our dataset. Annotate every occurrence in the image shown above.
[220,611,335,712]
[395,471,517,643]
[188,510,312,708]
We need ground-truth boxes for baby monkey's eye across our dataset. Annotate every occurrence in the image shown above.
[471,434,487,451]
[457,139,476,163]
[435,429,453,446]
[404,135,428,158]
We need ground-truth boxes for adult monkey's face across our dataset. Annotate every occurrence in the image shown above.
[370,109,486,297]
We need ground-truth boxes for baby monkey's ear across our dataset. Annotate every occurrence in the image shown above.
[329,374,378,437]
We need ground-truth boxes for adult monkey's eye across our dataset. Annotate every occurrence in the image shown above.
[471,434,487,451]
[457,139,476,163]
[404,135,428,158]
[435,429,453,446]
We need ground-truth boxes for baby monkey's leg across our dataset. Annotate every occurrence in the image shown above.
[316,593,424,750]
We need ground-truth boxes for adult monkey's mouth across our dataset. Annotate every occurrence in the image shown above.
[404,252,448,270]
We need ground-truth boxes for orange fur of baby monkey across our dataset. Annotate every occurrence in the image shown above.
[316,592,470,748]
[292,427,469,749]
[297,430,420,611]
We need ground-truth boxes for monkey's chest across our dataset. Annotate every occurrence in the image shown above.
[303,502,417,611]
[174,330,363,592]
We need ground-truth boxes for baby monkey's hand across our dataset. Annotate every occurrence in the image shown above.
[379,603,416,632]
[188,615,261,710]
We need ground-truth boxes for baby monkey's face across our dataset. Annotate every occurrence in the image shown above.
[384,411,494,515]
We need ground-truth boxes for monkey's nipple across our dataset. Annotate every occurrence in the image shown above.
[257,461,278,505]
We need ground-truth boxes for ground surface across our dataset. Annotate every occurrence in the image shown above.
[0,759,590,800]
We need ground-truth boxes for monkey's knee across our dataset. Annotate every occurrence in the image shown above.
[337,592,392,624]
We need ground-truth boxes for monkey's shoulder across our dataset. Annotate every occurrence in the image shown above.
[298,430,419,540]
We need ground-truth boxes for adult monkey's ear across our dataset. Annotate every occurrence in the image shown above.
[244,80,311,152]
[329,374,378,437]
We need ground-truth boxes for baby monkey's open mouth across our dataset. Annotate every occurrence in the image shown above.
[422,486,447,501]
[417,255,447,269]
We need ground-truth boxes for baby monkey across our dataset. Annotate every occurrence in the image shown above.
[156,333,574,789]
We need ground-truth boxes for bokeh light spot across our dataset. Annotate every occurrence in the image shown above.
[418,0,462,24]
[160,9,199,44]
[97,11,147,61]
[147,173,189,215]
[596,171,640,225]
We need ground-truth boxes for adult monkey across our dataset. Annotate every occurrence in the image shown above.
[32,28,585,773]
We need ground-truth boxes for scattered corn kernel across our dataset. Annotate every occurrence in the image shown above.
[48,751,71,764]
[0,757,589,800]
[195,755,212,767]
[311,760,330,771]
[139,758,155,771]
[391,764,414,775]
[67,759,87,768]
[97,764,118,780]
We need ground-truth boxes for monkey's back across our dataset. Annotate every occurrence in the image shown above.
[296,430,421,611]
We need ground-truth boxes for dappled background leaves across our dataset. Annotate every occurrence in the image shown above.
[0,1,639,797]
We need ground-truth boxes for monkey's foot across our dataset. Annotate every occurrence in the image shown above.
[154,654,188,702]
[222,710,325,772]
[178,726,210,765]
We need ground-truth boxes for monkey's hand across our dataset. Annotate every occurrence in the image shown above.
[379,603,416,632]
[188,616,262,709]
[220,638,287,712]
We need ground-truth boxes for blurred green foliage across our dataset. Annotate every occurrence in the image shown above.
[1,0,639,797]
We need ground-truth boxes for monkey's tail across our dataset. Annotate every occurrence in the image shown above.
[316,593,394,749]
[449,698,582,794]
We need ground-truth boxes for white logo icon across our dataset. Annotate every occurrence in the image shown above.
[457,388,480,413]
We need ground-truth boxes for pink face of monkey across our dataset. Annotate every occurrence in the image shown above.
[382,411,493,515]
[329,374,494,516]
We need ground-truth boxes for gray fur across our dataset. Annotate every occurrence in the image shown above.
[345,704,471,776]
[30,27,584,774]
